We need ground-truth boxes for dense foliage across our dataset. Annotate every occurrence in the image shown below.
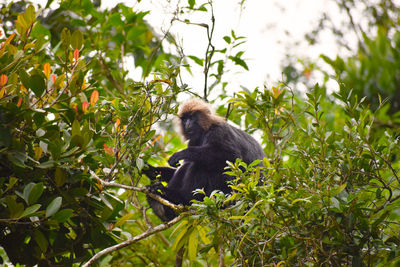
[0,0,399,266]
[189,86,400,266]
[0,1,180,265]
[321,27,400,113]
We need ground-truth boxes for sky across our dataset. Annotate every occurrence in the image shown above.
[130,0,346,95]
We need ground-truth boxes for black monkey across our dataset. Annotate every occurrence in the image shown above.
[144,99,266,221]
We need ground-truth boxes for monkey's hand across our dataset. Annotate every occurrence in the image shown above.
[168,151,184,167]
[146,182,166,195]
[142,163,160,180]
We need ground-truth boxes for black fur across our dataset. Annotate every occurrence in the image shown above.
[144,107,265,221]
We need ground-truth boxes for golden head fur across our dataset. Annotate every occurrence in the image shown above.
[178,99,225,131]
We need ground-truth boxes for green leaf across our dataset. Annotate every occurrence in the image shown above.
[188,0,195,8]
[30,74,46,97]
[114,213,134,228]
[19,204,41,218]
[223,36,231,44]
[236,51,245,58]
[170,220,188,238]
[0,127,11,147]
[52,209,74,223]
[34,230,48,252]
[71,135,84,148]
[100,193,114,210]
[196,225,211,244]
[46,197,62,217]
[25,5,36,25]
[71,29,83,50]
[291,197,312,205]
[31,22,51,39]
[229,56,249,71]
[171,226,189,251]
[69,187,88,197]
[188,55,203,66]
[320,54,334,66]
[5,196,24,219]
[248,159,261,168]
[37,160,55,169]
[18,68,31,88]
[136,158,144,170]
[34,34,47,51]
[55,167,67,187]
[22,183,35,204]
[27,183,44,205]
[69,72,84,94]
[61,28,71,49]
[4,177,18,193]
[228,215,244,220]
[109,13,123,27]
[145,129,156,140]
[231,29,236,39]
[7,151,27,168]
[331,184,347,197]
[71,120,81,136]
[127,27,147,40]
[188,228,198,261]
[198,4,207,11]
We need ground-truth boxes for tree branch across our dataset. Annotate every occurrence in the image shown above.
[90,170,185,212]
[203,1,216,101]
[82,213,189,267]
[98,55,125,95]
[172,1,216,102]
[340,0,367,53]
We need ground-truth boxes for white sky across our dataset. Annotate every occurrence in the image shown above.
[130,0,346,95]
[34,0,351,95]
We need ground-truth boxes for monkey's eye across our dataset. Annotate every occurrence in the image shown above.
[180,115,191,122]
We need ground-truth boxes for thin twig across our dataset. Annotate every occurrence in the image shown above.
[340,0,366,53]
[99,55,124,95]
[172,1,216,101]
[48,57,81,108]
[82,213,189,267]
[225,102,233,120]
[90,170,185,212]
[203,1,216,101]
[218,239,225,267]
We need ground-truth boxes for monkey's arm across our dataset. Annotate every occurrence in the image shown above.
[142,164,176,182]
[168,145,236,167]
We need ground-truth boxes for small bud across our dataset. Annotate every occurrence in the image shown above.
[73,49,79,61]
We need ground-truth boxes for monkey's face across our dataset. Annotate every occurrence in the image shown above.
[180,112,204,141]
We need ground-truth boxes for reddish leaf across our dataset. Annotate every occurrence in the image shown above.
[73,49,79,61]
[90,90,99,106]
[43,63,51,79]
[0,74,7,87]
[82,101,89,113]
[103,143,114,155]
